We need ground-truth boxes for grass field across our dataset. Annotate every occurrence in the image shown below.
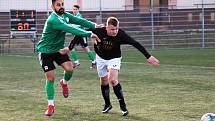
[0,48,215,121]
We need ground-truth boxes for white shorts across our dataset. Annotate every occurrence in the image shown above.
[96,54,121,77]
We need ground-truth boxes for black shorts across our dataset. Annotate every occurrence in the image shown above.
[71,36,88,48]
[38,52,71,72]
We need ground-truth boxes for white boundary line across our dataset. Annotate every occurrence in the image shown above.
[2,54,215,69]
[1,55,215,93]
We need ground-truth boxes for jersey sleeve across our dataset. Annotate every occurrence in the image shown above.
[87,28,101,35]
[119,30,151,59]
[51,18,92,37]
[64,12,96,29]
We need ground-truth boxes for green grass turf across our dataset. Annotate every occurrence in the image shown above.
[0,48,215,121]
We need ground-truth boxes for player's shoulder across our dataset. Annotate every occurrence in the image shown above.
[48,12,66,24]
[91,27,106,33]
[63,11,72,16]
[97,27,106,31]
[47,12,58,22]
[118,28,125,33]
[117,28,127,36]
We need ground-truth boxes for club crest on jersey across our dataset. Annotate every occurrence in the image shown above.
[66,17,69,23]
[102,41,113,50]
[44,66,48,70]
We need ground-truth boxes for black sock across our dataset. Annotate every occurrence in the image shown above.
[101,85,111,105]
[113,83,126,107]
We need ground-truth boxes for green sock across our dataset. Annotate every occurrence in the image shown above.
[64,71,73,81]
[87,51,95,61]
[70,51,79,61]
[46,80,54,100]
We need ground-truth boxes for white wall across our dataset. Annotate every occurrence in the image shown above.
[0,0,46,12]
[80,0,133,11]
[0,0,133,12]
[0,0,77,12]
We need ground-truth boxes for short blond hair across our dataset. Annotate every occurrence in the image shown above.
[106,17,119,27]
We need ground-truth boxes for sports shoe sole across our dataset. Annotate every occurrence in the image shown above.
[122,110,129,116]
[102,105,112,113]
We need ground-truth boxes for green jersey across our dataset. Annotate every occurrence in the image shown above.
[75,13,83,18]
[36,11,96,53]
[71,13,84,29]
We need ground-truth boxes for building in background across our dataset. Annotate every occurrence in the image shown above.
[0,0,214,34]
[0,0,215,52]
[169,0,215,9]
[0,0,133,12]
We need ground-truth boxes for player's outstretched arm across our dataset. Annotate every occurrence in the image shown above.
[118,30,160,66]
[64,12,96,29]
[147,56,160,66]
[59,33,100,55]
[91,33,101,45]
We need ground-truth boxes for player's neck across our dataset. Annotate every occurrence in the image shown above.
[53,11,63,18]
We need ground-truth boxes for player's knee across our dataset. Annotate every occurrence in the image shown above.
[110,79,118,86]
[45,71,55,81]
[100,77,109,85]
[62,62,73,72]
[46,76,55,81]
[64,66,73,72]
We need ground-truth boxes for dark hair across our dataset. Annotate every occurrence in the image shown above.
[107,17,119,27]
[52,0,56,4]
[73,4,80,9]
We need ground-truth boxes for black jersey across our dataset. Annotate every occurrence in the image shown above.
[90,27,151,60]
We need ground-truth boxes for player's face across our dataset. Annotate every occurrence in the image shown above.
[72,7,79,15]
[106,25,119,37]
[52,0,65,15]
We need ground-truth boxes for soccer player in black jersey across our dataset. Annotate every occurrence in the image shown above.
[60,16,159,116]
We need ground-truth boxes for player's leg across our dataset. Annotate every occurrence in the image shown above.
[100,76,112,113]
[107,58,129,116]
[38,53,56,116]
[56,53,73,98]
[70,48,80,68]
[84,46,96,68]
[61,61,74,83]
[96,55,112,113]
[44,70,55,116]
[80,37,96,68]
[69,36,80,68]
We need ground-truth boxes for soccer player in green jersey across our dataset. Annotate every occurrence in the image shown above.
[36,0,100,116]
[69,4,96,68]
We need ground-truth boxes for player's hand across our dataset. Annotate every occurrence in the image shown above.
[147,56,160,66]
[91,33,101,45]
[59,47,70,55]
[96,24,105,28]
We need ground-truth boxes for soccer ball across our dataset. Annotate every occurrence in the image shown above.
[201,113,215,121]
